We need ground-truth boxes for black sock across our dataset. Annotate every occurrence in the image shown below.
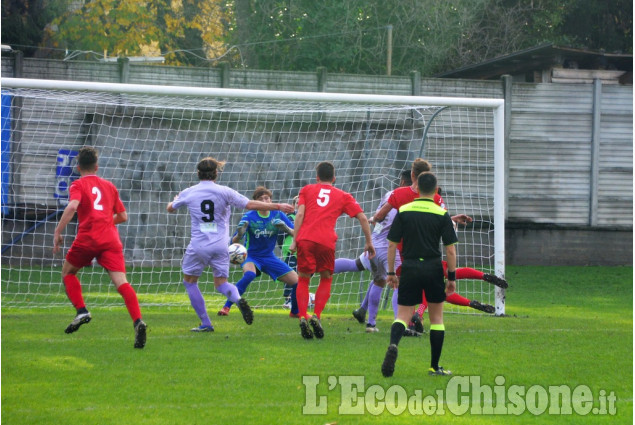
[429,328,445,370]
[77,307,88,315]
[390,321,406,346]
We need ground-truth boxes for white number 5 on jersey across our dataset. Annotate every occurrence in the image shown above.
[92,186,104,211]
[317,188,331,207]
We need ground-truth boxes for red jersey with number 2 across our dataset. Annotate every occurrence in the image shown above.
[69,174,126,248]
[296,183,363,250]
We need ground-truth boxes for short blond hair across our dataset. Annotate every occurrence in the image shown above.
[412,158,431,178]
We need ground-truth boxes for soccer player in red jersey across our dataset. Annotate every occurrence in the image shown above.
[371,158,506,333]
[53,146,147,349]
[289,161,375,339]
[372,159,472,227]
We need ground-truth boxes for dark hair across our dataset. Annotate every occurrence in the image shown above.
[417,172,437,195]
[77,146,98,171]
[412,158,431,178]
[316,161,335,181]
[197,157,225,181]
[400,169,412,186]
[252,186,272,200]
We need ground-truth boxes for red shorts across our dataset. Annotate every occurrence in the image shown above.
[66,241,126,272]
[296,240,335,274]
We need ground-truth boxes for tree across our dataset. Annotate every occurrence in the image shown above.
[559,0,632,53]
[223,0,632,75]
[1,0,67,56]
[3,0,631,73]
[225,0,391,72]
[40,0,228,65]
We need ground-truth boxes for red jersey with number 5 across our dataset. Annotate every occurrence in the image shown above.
[297,183,363,250]
[69,174,126,247]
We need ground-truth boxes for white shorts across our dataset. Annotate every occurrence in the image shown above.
[358,247,402,282]
[181,242,230,278]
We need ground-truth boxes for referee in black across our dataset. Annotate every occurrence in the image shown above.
[381,171,458,377]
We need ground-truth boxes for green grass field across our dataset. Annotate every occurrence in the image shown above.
[2,265,632,424]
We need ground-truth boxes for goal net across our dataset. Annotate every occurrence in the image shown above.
[1,78,505,314]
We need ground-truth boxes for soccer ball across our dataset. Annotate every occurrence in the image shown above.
[309,292,315,309]
[228,243,247,265]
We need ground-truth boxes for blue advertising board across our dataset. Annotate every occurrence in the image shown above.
[1,93,11,215]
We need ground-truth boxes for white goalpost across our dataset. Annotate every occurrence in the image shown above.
[1,77,505,315]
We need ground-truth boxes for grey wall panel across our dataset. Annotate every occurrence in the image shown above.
[128,65,222,88]
[230,69,318,92]
[1,57,14,76]
[420,78,503,98]
[508,81,632,227]
[328,74,412,95]
[20,59,120,82]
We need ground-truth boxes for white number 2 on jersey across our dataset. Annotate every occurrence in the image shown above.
[317,188,331,207]
[92,186,104,211]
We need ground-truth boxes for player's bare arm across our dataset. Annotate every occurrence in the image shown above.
[356,212,376,259]
[53,199,79,254]
[246,200,294,214]
[445,244,457,296]
[451,214,473,226]
[386,240,399,289]
[113,210,128,225]
[288,204,305,253]
[166,194,179,213]
[370,202,393,224]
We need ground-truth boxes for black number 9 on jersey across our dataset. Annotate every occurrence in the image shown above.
[200,200,214,222]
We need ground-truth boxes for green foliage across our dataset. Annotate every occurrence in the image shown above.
[1,266,633,424]
[44,0,168,56]
[559,0,633,53]
[39,0,226,65]
[1,0,67,56]
[223,0,632,75]
[2,1,632,76]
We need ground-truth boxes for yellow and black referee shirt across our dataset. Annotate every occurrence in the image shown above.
[387,197,458,260]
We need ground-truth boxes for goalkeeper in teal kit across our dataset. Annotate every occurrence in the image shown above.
[218,186,299,316]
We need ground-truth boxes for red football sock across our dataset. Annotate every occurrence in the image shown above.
[416,302,427,318]
[63,274,85,310]
[117,283,142,322]
[416,291,428,318]
[296,275,311,319]
[456,267,484,280]
[446,292,471,307]
[313,276,332,319]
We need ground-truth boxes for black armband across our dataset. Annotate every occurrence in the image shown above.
[447,271,456,281]
[387,272,396,276]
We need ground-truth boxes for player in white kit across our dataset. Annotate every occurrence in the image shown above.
[167,157,294,332]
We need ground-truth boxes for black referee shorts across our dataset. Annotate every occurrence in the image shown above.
[397,258,446,306]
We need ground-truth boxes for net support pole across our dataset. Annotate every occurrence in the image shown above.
[494,103,506,316]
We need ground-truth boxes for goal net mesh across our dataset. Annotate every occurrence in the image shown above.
[1,86,497,313]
